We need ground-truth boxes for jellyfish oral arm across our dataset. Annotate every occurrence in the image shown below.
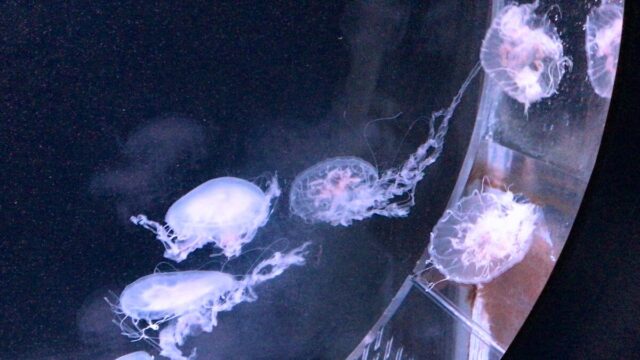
[377,62,482,213]
[130,214,191,262]
[245,241,311,287]
[159,320,198,360]
[263,174,282,205]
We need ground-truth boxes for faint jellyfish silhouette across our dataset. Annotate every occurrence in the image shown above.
[427,187,539,285]
[90,116,209,223]
[480,1,572,111]
[131,176,280,262]
[108,243,310,360]
[289,63,482,226]
[586,1,623,98]
[116,351,154,360]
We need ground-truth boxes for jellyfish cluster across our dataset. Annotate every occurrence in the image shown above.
[421,0,623,287]
[480,1,623,108]
[109,174,309,359]
[102,2,624,359]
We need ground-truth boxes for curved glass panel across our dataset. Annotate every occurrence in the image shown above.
[349,1,624,359]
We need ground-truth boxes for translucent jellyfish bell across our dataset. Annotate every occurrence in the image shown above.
[131,176,280,261]
[109,243,309,360]
[480,1,572,111]
[586,2,623,98]
[290,64,481,226]
[428,188,539,285]
[115,351,154,360]
[290,156,385,226]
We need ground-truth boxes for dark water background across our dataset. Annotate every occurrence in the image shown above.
[1,1,486,359]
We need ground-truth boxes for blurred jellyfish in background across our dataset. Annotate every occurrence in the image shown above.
[427,187,539,285]
[131,176,280,261]
[116,351,154,360]
[289,63,481,226]
[90,116,210,222]
[480,1,572,111]
[586,1,623,98]
[108,243,309,360]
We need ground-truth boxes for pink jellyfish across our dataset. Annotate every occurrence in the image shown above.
[480,1,572,111]
[289,63,481,226]
[289,156,386,226]
[108,243,309,360]
[586,1,623,98]
[131,176,280,262]
[427,188,539,285]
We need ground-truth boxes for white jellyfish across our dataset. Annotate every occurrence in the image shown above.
[480,1,572,111]
[108,242,310,360]
[427,188,539,285]
[586,1,623,98]
[131,176,280,261]
[290,63,481,226]
[116,351,154,360]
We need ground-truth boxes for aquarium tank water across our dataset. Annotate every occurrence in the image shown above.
[2,1,624,359]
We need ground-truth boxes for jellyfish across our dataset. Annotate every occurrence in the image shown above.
[116,351,154,360]
[131,176,280,261]
[586,1,623,98]
[480,1,572,111]
[427,188,539,285]
[108,242,310,360]
[289,63,482,226]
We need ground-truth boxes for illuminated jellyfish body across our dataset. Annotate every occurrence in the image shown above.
[109,243,310,360]
[290,157,384,226]
[480,1,572,111]
[290,63,481,226]
[586,2,623,98]
[131,176,280,261]
[428,188,539,284]
[116,351,154,360]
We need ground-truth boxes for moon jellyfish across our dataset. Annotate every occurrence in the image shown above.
[586,2,623,98]
[290,63,481,226]
[116,351,154,360]
[109,243,310,360]
[427,188,539,285]
[131,176,280,261]
[480,1,572,111]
